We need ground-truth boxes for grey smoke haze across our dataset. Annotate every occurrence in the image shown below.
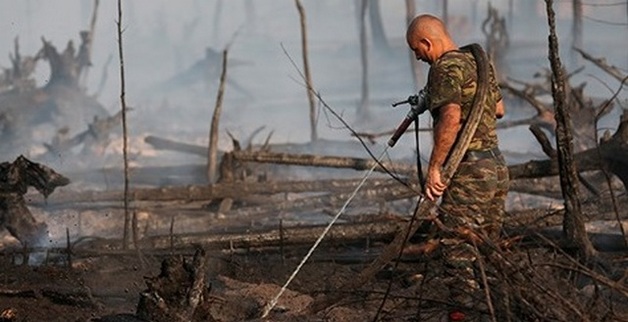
[0,0,625,171]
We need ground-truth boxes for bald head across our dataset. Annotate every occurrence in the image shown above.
[406,14,457,64]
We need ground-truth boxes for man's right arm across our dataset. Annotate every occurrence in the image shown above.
[425,103,461,201]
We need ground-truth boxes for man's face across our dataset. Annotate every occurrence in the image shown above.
[407,37,431,65]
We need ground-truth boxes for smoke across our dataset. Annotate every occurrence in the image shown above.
[0,1,624,181]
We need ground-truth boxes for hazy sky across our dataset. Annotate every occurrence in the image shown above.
[0,0,625,163]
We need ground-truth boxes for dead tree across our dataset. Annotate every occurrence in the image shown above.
[598,110,628,189]
[368,0,391,54]
[0,31,109,156]
[39,37,84,89]
[78,0,100,88]
[502,67,614,151]
[545,0,596,259]
[571,0,583,64]
[357,0,370,120]
[1,37,38,94]
[482,3,509,78]
[207,50,228,184]
[295,0,318,142]
[116,0,131,250]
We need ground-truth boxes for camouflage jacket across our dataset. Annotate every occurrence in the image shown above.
[426,48,502,151]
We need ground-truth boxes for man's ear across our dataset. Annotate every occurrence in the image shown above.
[420,38,432,51]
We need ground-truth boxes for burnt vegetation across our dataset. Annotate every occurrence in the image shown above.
[0,1,627,321]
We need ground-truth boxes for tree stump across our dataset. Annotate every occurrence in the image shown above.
[0,156,69,246]
[136,249,210,322]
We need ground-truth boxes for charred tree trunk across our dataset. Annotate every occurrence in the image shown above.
[357,0,370,120]
[116,0,131,250]
[544,0,596,258]
[571,0,583,65]
[600,110,628,189]
[37,177,406,207]
[78,0,99,87]
[481,4,509,78]
[295,0,318,142]
[136,248,209,322]
[207,50,228,183]
[230,150,416,176]
[141,221,403,252]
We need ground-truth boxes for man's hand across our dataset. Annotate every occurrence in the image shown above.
[424,167,447,201]
[495,99,505,119]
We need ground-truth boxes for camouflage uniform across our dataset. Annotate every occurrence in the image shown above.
[426,47,509,314]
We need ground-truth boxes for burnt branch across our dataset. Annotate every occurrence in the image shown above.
[575,47,627,84]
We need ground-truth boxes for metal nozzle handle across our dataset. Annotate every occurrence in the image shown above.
[388,117,414,147]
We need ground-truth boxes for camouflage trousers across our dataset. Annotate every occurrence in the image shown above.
[438,154,509,313]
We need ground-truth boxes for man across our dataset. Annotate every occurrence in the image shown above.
[406,14,509,321]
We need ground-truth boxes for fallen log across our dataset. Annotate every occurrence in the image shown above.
[145,135,381,159]
[38,171,567,209]
[59,215,627,256]
[144,135,208,157]
[32,177,410,206]
[154,125,627,187]
[71,220,405,254]
[229,150,417,176]
[0,286,99,309]
[4,202,624,259]
[219,181,416,220]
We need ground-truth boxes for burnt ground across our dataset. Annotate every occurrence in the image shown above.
[1,236,627,322]
[1,161,627,321]
[0,242,445,322]
[0,163,626,321]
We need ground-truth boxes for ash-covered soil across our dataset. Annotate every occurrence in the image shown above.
[0,243,466,322]
[1,239,627,322]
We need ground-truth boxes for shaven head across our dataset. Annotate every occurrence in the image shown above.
[406,14,457,65]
